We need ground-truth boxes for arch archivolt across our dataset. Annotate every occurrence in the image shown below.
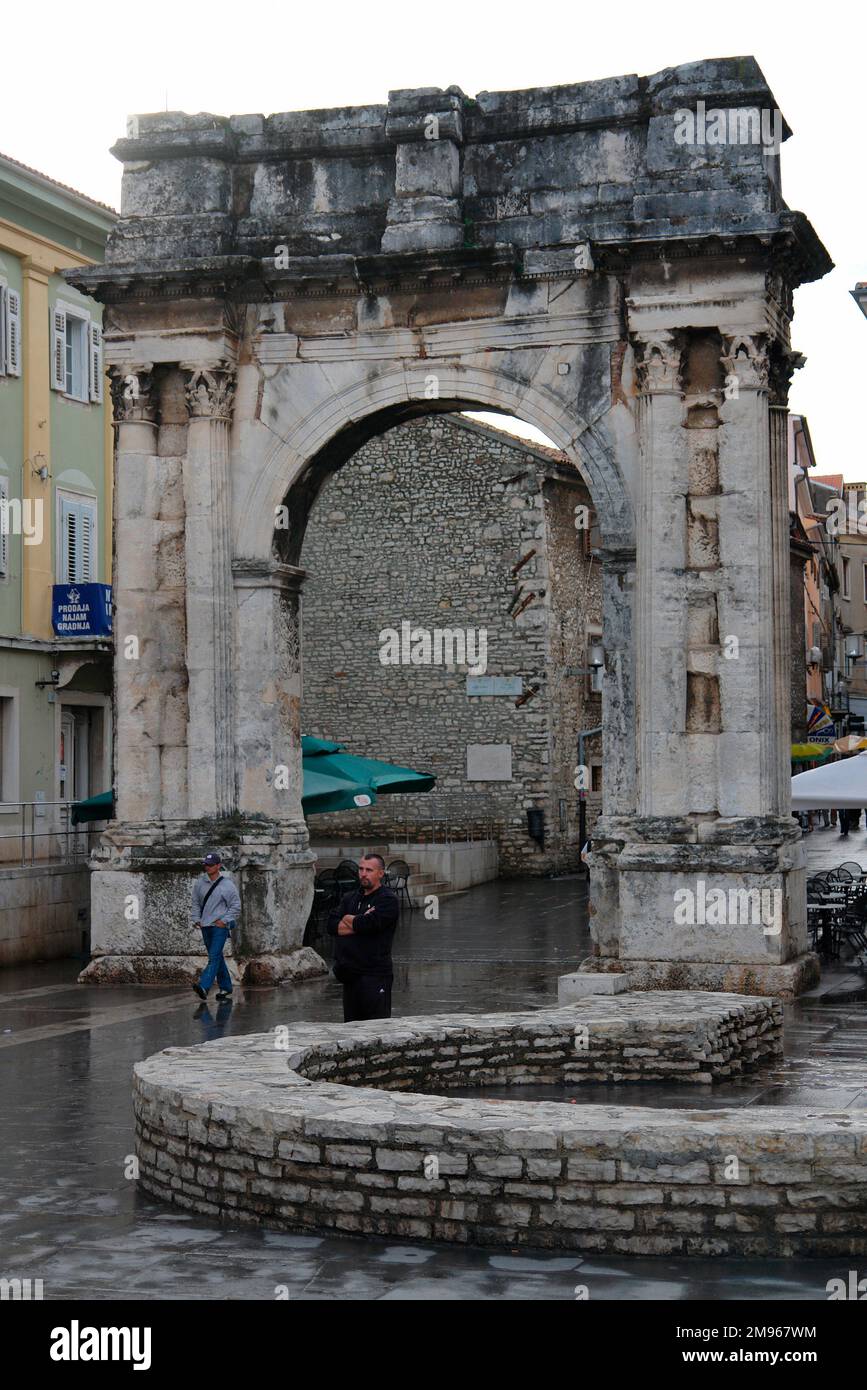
[233,352,635,562]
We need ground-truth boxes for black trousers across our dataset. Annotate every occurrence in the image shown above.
[342,974,392,1022]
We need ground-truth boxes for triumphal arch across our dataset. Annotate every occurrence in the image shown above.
[68,57,831,992]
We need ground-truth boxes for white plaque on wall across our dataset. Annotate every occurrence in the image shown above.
[466,744,513,781]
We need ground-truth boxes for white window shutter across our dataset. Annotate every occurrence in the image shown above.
[60,496,97,582]
[88,320,103,402]
[61,497,76,582]
[0,286,6,378]
[6,289,21,376]
[51,305,67,391]
[80,503,94,580]
[0,477,8,577]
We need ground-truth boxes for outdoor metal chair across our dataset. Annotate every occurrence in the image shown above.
[314,869,340,915]
[335,859,360,898]
[386,859,413,910]
[838,862,864,879]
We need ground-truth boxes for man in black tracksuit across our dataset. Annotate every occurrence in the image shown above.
[327,853,400,1021]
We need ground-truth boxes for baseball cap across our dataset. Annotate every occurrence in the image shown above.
[202,852,222,866]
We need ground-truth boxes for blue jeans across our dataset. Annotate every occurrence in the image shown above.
[199,925,233,993]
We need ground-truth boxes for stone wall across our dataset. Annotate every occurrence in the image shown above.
[130,997,867,1257]
[0,864,89,966]
[301,415,601,873]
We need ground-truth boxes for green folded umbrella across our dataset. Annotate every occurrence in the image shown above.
[72,741,434,822]
[70,790,115,825]
[302,768,377,814]
[302,736,435,799]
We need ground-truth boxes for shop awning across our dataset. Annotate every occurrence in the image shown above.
[792,751,867,809]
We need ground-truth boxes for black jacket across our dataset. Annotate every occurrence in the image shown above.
[326,884,400,978]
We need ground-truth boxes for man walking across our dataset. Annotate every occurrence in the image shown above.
[327,853,400,1021]
[191,852,241,1001]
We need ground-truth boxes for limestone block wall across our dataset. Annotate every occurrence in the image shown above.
[300,415,601,873]
[0,864,89,966]
[130,997,867,1257]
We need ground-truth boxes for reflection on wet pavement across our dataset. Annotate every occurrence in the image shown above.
[0,876,864,1300]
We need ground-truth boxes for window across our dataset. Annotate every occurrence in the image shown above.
[863,564,867,604]
[591,764,603,794]
[56,492,97,583]
[842,557,851,599]
[65,315,88,399]
[50,301,102,404]
[0,690,19,807]
[0,476,8,578]
[0,280,22,378]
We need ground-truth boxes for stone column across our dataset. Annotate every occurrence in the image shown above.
[231,558,316,981]
[181,362,237,820]
[579,327,814,997]
[107,366,160,826]
[86,364,211,982]
[589,543,637,957]
[83,363,324,985]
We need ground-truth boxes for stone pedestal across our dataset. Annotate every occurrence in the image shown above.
[81,820,318,984]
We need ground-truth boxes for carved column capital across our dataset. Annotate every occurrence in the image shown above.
[632,331,684,394]
[767,347,806,408]
[109,364,157,424]
[182,361,237,421]
[720,334,770,392]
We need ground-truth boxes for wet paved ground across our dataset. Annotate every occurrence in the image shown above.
[1,874,865,1301]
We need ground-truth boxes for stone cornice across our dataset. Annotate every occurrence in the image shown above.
[232,558,306,591]
[63,216,832,312]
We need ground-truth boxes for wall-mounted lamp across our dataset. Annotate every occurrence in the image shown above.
[28,453,50,483]
[588,641,605,694]
[35,669,60,689]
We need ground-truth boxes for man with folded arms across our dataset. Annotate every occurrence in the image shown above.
[327,853,400,1021]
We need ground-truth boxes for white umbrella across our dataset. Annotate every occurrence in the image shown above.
[791,751,867,810]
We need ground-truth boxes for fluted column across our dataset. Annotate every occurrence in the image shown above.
[108,365,162,826]
[768,351,799,815]
[233,558,306,823]
[632,330,687,816]
[718,334,780,816]
[181,361,237,820]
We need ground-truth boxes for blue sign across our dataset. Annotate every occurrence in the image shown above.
[52,584,112,638]
[466,676,523,697]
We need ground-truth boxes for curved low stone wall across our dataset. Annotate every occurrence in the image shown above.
[133,994,867,1256]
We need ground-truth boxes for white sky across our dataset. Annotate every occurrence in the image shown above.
[5,1,864,472]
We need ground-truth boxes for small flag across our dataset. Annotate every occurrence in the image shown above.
[807,701,834,734]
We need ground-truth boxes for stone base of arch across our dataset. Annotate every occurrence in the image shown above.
[573,955,820,1001]
[79,820,327,985]
[583,813,818,998]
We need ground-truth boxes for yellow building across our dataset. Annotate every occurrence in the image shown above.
[0,151,116,962]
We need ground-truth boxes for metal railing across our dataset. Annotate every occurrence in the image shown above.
[0,801,102,869]
[398,811,498,846]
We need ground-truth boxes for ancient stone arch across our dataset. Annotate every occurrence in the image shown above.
[70,58,830,992]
